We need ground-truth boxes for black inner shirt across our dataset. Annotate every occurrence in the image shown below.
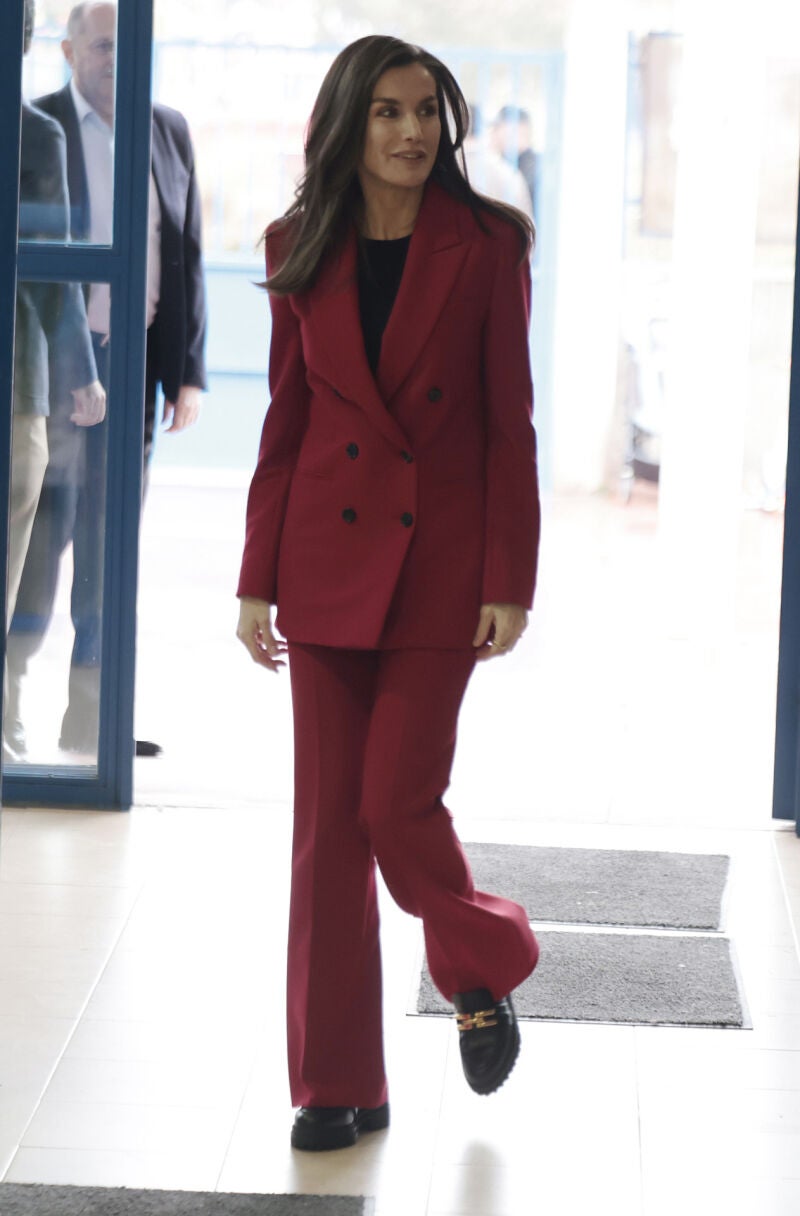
[357,235,411,377]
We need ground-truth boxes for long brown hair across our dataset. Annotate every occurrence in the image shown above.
[265,35,534,297]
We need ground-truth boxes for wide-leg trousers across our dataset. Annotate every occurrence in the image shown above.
[287,643,539,1109]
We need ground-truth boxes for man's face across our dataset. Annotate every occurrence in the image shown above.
[63,4,116,123]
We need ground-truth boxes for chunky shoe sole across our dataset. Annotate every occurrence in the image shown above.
[291,1102,390,1152]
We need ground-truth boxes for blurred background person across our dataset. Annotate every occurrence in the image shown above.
[6,0,207,760]
[491,104,539,221]
[462,103,532,218]
[4,0,105,765]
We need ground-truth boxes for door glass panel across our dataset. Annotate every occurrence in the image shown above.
[21,0,117,246]
[5,282,109,770]
[4,0,119,774]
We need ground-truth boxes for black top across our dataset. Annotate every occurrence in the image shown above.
[357,235,411,376]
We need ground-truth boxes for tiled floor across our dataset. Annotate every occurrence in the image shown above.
[1,484,799,1213]
[0,807,798,1214]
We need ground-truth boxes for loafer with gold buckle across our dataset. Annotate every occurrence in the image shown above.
[291,1102,390,1151]
[453,988,520,1095]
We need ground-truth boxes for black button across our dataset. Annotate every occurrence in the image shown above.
[400,450,414,464]
[401,512,414,527]
[342,508,357,524]
[427,386,443,402]
[346,443,359,460]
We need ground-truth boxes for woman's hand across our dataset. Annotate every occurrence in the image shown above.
[236,597,288,672]
[472,603,528,662]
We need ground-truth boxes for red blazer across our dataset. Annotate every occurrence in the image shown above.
[237,181,540,649]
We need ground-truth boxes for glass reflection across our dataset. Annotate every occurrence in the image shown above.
[21,0,116,248]
[3,1,114,769]
[5,289,108,768]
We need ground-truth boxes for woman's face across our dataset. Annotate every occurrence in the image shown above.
[358,63,442,196]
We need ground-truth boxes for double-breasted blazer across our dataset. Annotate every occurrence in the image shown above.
[237,181,540,650]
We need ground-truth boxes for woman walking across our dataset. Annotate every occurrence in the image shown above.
[237,34,541,1151]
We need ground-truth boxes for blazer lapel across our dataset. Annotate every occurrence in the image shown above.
[54,88,91,241]
[303,228,408,450]
[301,183,468,446]
[377,182,468,404]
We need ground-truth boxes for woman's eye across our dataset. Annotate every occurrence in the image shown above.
[376,107,398,118]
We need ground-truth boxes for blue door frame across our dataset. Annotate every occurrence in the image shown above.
[0,8,24,680]
[772,158,800,835]
[0,0,154,809]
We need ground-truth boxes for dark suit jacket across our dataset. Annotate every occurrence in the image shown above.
[237,182,540,650]
[15,102,97,416]
[34,85,207,402]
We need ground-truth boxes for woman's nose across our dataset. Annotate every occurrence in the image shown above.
[402,113,423,140]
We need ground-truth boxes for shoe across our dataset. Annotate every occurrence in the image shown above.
[2,739,22,766]
[135,739,163,757]
[3,721,26,757]
[3,652,27,756]
[453,988,520,1095]
[58,735,97,756]
[290,1102,390,1151]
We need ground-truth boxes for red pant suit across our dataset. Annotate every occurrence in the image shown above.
[238,181,541,1109]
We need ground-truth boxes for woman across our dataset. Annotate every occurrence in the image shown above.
[237,34,541,1152]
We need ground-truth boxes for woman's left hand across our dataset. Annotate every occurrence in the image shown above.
[472,603,528,662]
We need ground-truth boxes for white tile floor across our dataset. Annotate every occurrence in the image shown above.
[1,484,799,1213]
[0,804,798,1215]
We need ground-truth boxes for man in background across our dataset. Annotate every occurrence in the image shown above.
[491,104,539,222]
[4,0,105,765]
[463,103,532,218]
[5,1,207,759]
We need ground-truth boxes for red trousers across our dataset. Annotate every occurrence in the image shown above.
[286,643,539,1108]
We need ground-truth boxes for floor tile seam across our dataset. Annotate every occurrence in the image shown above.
[422,1027,457,1216]
[20,1091,249,1116]
[631,1027,647,1214]
[212,1039,277,1192]
[0,876,149,1183]
[772,832,800,966]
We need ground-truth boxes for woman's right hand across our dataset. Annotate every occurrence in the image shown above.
[236,597,287,673]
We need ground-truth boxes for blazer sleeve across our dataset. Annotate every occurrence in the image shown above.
[237,234,309,603]
[480,226,541,608]
[19,110,97,401]
[180,119,207,389]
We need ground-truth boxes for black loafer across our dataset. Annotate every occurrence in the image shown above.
[135,739,163,758]
[290,1102,390,1151]
[453,988,521,1095]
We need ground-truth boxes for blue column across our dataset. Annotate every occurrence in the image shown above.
[772,155,800,833]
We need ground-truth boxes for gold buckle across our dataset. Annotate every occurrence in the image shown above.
[456,1008,498,1032]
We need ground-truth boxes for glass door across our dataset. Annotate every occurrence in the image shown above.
[1,0,154,809]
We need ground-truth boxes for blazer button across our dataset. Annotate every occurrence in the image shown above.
[346,443,359,459]
[401,512,414,528]
[342,507,357,524]
[427,386,443,402]
[400,450,414,464]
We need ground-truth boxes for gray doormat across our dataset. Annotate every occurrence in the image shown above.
[0,1186,370,1216]
[464,844,730,929]
[417,930,745,1027]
